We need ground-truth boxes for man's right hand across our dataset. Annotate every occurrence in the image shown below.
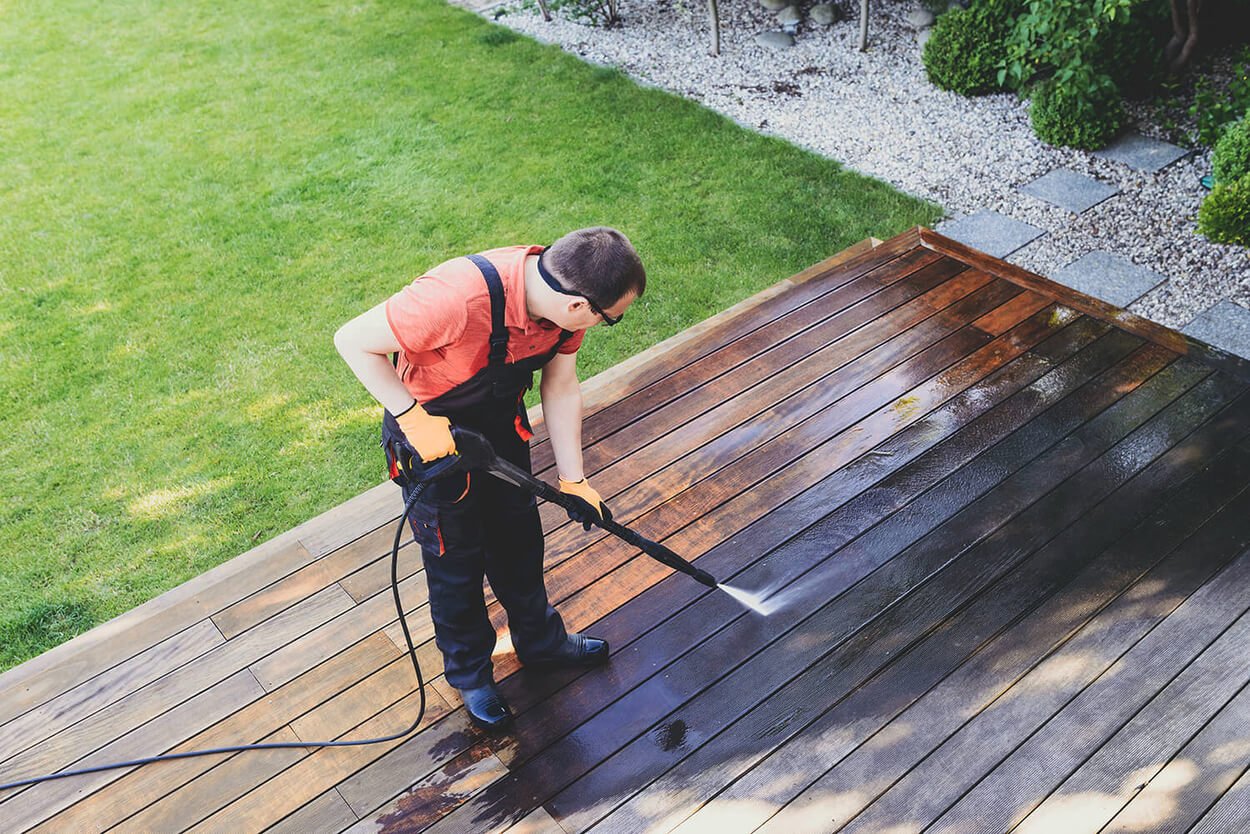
[394,401,457,462]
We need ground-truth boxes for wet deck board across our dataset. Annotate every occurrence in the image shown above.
[4,228,1250,833]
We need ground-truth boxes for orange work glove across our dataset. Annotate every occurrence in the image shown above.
[394,401,457,463]
[559,477,613,531]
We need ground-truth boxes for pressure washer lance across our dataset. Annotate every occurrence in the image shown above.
[0,426,718,792]
[448,427,718,589]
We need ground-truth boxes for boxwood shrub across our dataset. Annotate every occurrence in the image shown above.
[1213,113,1250,185]
[923,4,1012,96]
[1198,174,1250,246]
[1030,75,1125,150]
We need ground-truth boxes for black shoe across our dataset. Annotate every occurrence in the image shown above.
[459,683,514,732]
[522,632,610,669]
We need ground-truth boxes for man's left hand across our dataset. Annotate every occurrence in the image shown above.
[559,478,612,531]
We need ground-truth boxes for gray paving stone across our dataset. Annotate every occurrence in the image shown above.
[1049,251,1167,308]
[937,210,1044,258]
[1182,301,1250,361]
[754,30,795,48]
[1020,168,1119,213]
[1094,131,1190,172]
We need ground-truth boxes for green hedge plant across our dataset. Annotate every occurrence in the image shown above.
[1198,173,1250,245]
[1030,72,1125,149]
[923,4,1014,95]
[1191,47,1250,147]
[1213,112,1250,184]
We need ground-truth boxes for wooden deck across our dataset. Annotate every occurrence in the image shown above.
[4,227,1250,833]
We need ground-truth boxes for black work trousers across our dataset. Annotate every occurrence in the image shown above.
[393,419,567,691]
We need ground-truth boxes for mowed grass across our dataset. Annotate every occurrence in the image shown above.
[0,0,941,670]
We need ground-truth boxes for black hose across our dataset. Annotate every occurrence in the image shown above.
[0,485,430,793]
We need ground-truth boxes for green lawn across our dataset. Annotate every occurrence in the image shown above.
[0,0,941,671]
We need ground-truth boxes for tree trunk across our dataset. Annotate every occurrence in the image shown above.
[1166,0,1204,73]
[707,0,720,56]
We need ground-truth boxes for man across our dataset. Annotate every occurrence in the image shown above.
[334,226,643,731]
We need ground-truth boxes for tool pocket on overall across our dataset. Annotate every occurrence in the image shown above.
[407,499,445,557]
[408,474,475,558]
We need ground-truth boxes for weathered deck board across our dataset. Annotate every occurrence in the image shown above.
[1013,605,1250,834]
[1191,763,1250,833]
[0,618,226,775]
[924,538,1250,829]
[28,632,401,832]
[5,229,1250,834]
[0,535,315,728]
[1101,664,1250,834]
[747,442,1250,834]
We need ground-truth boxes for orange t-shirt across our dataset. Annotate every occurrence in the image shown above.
[385,245,585,405]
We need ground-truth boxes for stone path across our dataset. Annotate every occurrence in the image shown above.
[935,130,1250,360]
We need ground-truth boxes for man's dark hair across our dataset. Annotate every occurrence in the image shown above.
[545,226,645,307]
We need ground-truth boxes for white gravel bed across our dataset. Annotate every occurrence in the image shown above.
[492,0,1250,329]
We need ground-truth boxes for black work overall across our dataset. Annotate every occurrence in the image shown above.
[381,254,571,691]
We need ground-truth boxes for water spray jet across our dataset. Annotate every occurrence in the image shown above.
[716,583,782,616]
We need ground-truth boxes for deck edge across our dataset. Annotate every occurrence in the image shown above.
[917,226,1250,383]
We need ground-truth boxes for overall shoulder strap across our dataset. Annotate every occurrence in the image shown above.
[465,254,508,367]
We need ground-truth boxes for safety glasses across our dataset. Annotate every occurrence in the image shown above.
[582,296,623,327]
[537,251,623,326]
